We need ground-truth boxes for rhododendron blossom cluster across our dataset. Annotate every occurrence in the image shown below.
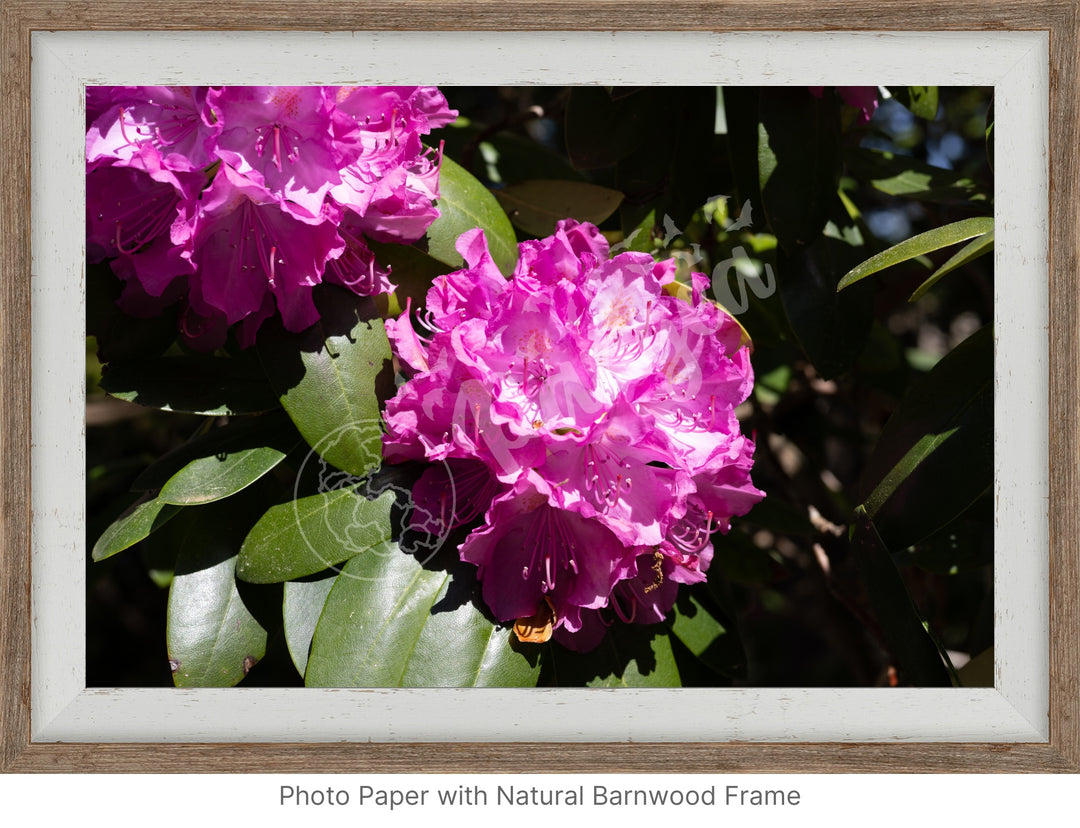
[383,220,765,651]
[86,85,456,348]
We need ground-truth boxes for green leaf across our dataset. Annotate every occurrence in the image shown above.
[91,493,182,562]
[161,445,290,507]
[850,506,953,686]
[99,354,280,415]
[237,489,395,584]
[305,546,540,687]
[166,500,268,687]
[423,154,519,277]
[546,625,681,687]
[890,86,940,120]
[258,286,393,479]
[133,413,298,505]
[611,209,659,254]
[844,147,989,204]
[494,180,624,237]
[909,230,994,301]
[758,88,843,251]
[859,324,993,551]
[669,589,746,679]
[283,573,338,678]
[837,217,994,291]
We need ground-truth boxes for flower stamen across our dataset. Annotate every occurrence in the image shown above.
[643,548,665,594]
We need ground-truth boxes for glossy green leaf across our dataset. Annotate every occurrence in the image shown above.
[859,324,993,551]
[283,572,337,678]
[844,147,989,204]
[850,506,953,687]
[909,230,994,301]
[133,414,298,505]
[91,494,182,562]
[424,154,518,277]
[99,354,279,415]
[305,545,540,687]
[669,590,746,679]
[166,501,268,687]
[837,217,994,291]
[494,180,624,237]
[237,489,395,584]
[161,445,289,506]
[546,625,681,687]
[891,86,940,120]
[258,286,393,479]
[758,88,843,251]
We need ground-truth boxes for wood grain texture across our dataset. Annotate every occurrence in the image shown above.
[1047,0,1080,772]
[3,741,1078,774]
[1,0,1078,774]
[0,0,1078,32]
[0,0,34,775]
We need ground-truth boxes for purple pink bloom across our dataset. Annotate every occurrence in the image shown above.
[87,85,455,349]
[383,220,765,651]
[809,86,881,125]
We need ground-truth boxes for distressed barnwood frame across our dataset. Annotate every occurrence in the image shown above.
[1,0,1077,773]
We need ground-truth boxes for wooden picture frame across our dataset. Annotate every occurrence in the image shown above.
[1,1,1077,773]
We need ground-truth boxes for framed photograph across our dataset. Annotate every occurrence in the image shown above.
[2,1,1077,773]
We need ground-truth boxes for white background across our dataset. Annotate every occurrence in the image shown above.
[3,773,1080,825]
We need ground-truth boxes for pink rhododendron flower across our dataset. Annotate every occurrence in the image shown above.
[87,86,220,173]
[86,147,201,295]
[383,220,765,651]
[86,84,456,349]
[809,86,881,125]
